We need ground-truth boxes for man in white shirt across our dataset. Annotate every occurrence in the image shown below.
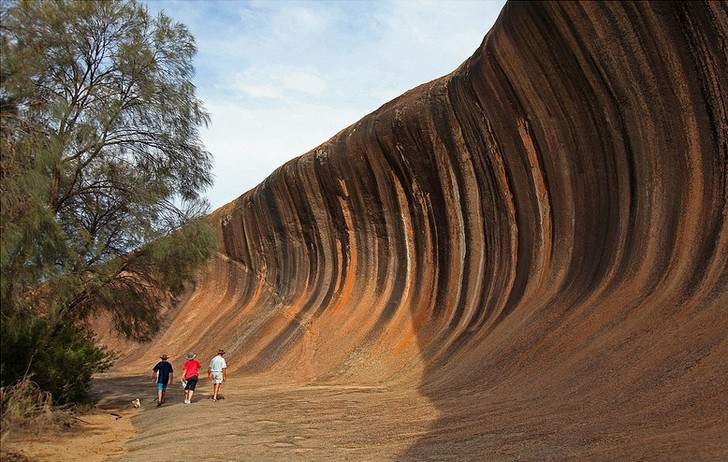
[207,349,227,401]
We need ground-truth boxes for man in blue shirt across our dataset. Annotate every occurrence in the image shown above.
[152,354,174,407]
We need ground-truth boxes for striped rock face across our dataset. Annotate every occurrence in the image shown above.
[111,1,727,457]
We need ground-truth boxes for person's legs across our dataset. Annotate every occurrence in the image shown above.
[157,383,164,406]
[211,371,223,400]
[186,376,198,403]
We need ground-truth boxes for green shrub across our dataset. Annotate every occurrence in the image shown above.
[0,317,115,405]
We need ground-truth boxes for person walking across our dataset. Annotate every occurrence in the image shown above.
[152,354,173,407]
[207,349,227,401]
[182,352,201,404]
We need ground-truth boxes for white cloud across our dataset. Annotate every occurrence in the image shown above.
[234,82,283,100]
[280,70,328,97]
[224,66,328,103]
[272,5,329,35]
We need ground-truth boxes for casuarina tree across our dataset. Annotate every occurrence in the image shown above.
[0,0,216,403]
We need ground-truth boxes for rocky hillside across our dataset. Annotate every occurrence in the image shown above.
[108,1,727,457]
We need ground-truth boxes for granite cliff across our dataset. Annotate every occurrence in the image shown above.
[109,2,727,458]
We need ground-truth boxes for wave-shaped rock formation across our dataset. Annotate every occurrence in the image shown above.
[111,1,727,459]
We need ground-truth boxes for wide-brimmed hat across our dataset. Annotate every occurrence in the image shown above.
[160,354,168,360]
[218,349,225,355]
[186,352,196,360]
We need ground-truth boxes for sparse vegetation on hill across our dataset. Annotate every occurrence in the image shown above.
[0,0,215,406]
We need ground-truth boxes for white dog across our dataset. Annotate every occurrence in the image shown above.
[132,398,141,408]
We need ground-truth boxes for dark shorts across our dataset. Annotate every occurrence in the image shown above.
[184,376,198,391]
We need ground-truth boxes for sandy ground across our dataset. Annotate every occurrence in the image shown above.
[97,373,441,462]
[3,372,441,462]
[1,407,138,462]
[4,369,727,461]
[1,372,141,462]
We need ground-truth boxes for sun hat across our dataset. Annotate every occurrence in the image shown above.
[218,349,225,355]
[186,352,196,360]
[160,354,168,360]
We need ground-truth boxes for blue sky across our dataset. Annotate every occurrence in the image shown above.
[144,0,506,209]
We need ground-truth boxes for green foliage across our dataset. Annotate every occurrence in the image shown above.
[0,0,217,404]
[1,317,115,404]
[85,217,216,340]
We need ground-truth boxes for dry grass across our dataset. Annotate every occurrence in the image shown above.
[1,377,55,433]
[0,377,76,460]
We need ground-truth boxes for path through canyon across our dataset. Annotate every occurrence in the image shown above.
[92,2,727,461]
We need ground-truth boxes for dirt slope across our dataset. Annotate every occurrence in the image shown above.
[98,2,728,460]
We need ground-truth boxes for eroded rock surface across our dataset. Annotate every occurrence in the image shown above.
[109,2,727,459]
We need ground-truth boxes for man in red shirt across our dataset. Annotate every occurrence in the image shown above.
[182,352,201,404]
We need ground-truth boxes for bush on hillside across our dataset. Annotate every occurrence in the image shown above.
[1,318,115,405]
